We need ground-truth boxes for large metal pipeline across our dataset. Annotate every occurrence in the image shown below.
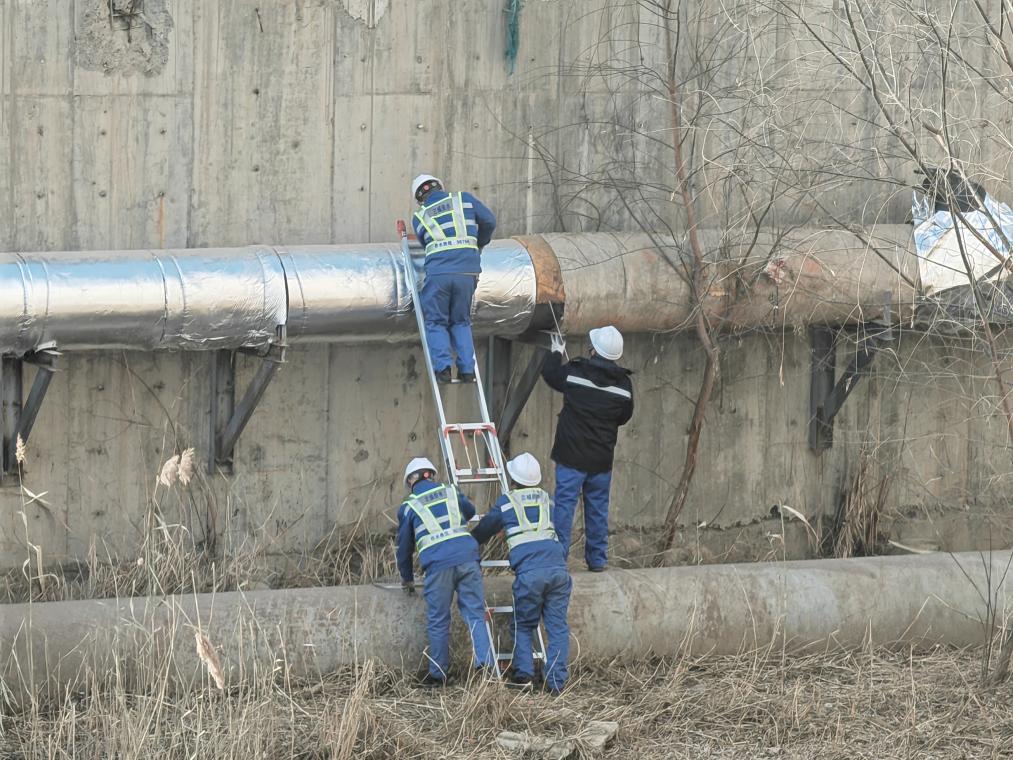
[0,227,919,357]
[0,241,536,355]
[1,551,1005,701]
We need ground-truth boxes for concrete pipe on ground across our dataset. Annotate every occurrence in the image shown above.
[1,551,1004,701]
[0,228,919,357]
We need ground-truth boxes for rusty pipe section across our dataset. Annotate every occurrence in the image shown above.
[518,226,919,333]
[0,228,918,356]
[1,551,1005,700]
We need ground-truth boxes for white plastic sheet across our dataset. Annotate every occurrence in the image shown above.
[912,190,1013,294]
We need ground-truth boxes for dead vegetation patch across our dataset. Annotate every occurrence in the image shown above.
[1,649,1010,758]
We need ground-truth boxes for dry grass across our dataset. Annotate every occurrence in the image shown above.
[1,648,1010,758]
[824,448,894,559]
[3,453,1009,757]
[0,523,399,605]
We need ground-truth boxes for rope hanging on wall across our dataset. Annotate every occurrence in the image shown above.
[505,0,523,74]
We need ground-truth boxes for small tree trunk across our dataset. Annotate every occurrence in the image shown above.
[660,0,720,552]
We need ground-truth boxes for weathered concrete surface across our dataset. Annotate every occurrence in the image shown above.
[6,325,1013,570]
[2,552,1007,699]
[1,0,1012,570]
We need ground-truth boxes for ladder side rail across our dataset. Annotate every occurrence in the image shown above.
[461,360,510,492]
[398,220,456,484]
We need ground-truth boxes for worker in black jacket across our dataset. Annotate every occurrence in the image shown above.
[541,326,633,571]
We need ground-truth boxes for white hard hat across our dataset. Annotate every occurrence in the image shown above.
[411,174,442,202]
[404,456,438,485]
[506,452,542,487]
[589,325,623,360]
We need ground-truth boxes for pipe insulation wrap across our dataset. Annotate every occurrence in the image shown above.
[1,552,1005,700]
[0,242,536,355]
[0,228,920,356]
[0,247,289,354]
[279,240,536,343]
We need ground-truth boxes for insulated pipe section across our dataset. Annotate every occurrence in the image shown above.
[0,228,918,356]
[279,241,536,343]
[516,226,919,333]
[2,551,1005,700]
[0,242,536,356]
[0,247,289,355]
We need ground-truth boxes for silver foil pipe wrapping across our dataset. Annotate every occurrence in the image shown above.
[0,248,288,355]
[271,240,536,343]
[0,241,537,355]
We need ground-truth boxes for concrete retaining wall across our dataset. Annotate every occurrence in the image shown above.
[1,1,1012,569]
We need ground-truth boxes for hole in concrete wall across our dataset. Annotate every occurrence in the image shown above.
[76,0,173,77]
[108,0,147,39]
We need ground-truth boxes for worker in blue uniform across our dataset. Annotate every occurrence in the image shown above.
[411,174,497,383]
[396,456,496,686]
[472,452,571,695]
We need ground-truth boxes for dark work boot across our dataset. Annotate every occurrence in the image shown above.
[506,675,533,690]
[435,368,453,384]
[588,565,607,573]
[419,673,448,688]
[458,371,476,383]
[473,664,497,679]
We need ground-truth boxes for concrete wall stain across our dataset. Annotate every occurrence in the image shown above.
[76,0,174,77]
[339,0,388,28]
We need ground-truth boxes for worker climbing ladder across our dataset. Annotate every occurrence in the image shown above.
[397,219,546,679]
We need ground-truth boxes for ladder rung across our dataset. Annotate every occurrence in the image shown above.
[488,606,514,614]
[457,478,503,486]
[443,422,498,434]
[481,560,510,568]
[455,467,502,476]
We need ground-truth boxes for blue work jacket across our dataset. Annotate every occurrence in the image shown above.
[472,489,567,573]
[412,190,496,276]
[396,478,480,583]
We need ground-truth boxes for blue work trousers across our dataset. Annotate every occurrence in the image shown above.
[553,463,613,569]
[422,561,494,680]
[420,273,478,374]
[512,566,572,691]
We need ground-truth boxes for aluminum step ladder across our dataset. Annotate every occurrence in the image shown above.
[397,219,546,679]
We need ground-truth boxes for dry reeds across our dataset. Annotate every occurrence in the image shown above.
[825,448,894,559]
[194,628,226,690]
[2,648,1010,758]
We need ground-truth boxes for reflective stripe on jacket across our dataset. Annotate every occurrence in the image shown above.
[405,483,469,554]
[541,353,634,473]
[502,487,557,550]
[414,192,479,257]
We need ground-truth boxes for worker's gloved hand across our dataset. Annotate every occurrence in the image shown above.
[549,331,566,355]
[402,580,416,596]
